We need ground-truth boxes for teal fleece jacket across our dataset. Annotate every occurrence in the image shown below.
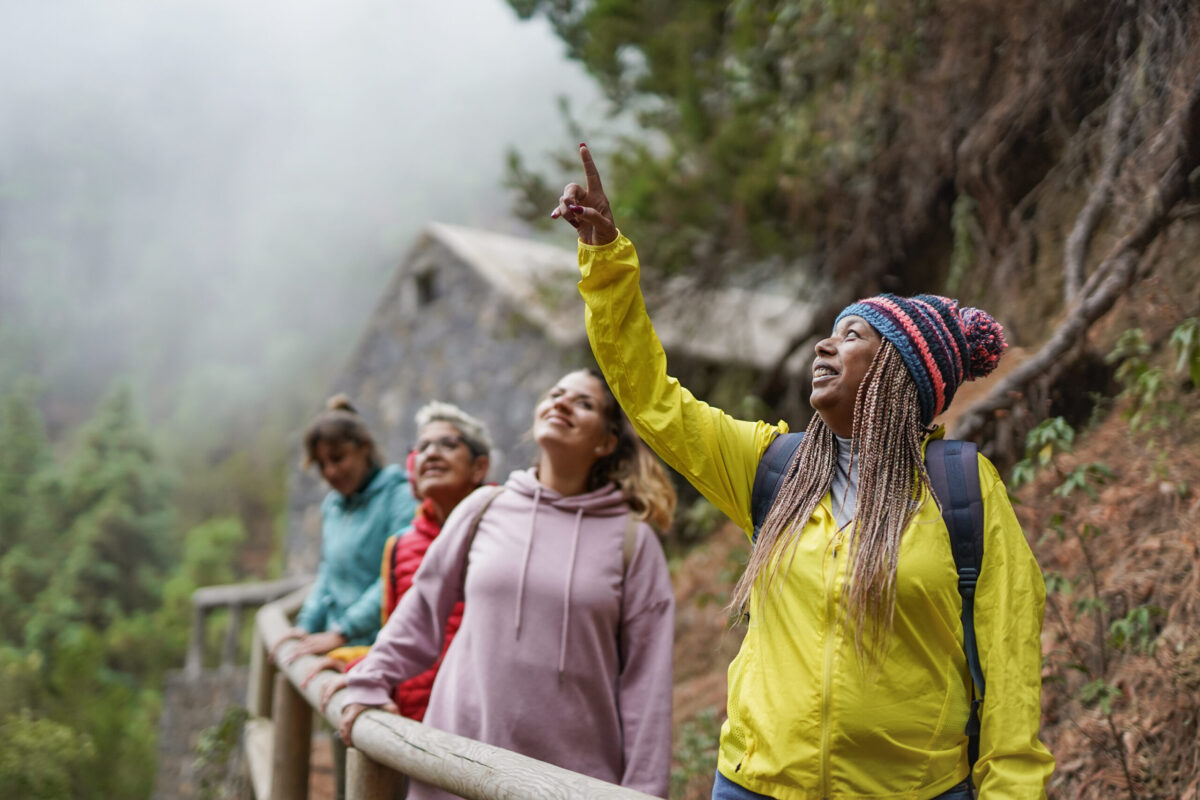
[295,464,417,645]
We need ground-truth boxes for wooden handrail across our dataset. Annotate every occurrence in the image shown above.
[186,575,313,676]
[247,589,658,800]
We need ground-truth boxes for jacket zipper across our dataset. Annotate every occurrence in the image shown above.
[819,527,844,799]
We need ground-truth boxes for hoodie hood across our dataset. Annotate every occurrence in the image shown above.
[503,467,630,517]
[332,463,408,512]
[503,467,633,677]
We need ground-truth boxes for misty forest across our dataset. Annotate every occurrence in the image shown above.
[2,1,1200,799]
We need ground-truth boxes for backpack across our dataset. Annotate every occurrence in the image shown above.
[749,433,986,769]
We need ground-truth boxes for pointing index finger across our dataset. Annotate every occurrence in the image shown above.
[579,143,605,196]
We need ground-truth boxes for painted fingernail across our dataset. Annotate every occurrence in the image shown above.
[579,142,586,148]
[550,209,560,218]
[569,204,583,213]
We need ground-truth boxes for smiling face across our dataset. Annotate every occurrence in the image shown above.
[810,314,883,437]
[412,420,489,520]
[314,439,373,497]
[532,371,618,469]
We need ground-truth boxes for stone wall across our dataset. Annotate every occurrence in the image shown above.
[284,237,590,574]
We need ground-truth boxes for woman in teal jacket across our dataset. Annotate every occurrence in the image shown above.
[274,395,417,662]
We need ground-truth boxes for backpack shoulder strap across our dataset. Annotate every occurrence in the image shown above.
[750,432,805,542]
[622,513,638,575]
[462,485,505,581]
[924,438,986,769]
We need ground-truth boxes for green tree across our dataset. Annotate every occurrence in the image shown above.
[29,387,175,641]
[0,384,63,644]
[507,0,931,277]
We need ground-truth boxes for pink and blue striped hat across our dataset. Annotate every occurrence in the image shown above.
[835,294,1007,424]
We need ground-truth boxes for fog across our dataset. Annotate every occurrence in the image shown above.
[0,0,603,434]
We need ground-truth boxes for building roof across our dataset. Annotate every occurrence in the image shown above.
[418,222,820,373]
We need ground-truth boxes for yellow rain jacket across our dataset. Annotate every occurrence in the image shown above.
[578,234,1053,799]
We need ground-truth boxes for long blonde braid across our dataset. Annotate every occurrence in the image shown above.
[729,341,933,661]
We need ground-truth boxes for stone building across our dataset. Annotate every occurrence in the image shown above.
[284,223,818,572]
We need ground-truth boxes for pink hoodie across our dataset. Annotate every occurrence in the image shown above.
[344,468,675,799]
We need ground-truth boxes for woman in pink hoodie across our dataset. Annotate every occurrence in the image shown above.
[338,369,678,799]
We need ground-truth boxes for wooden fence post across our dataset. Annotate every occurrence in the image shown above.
[186,604,208,677]
[221,603,243,670]
[246,626,276,718]
[269,672,311,800]
[345,748,402,800]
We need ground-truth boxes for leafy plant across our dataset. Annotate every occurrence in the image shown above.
[1108,605,1165,655]
[670,707,723,800]
[1011,416,1075,488]
[1079,678,1123,715]
[1169,317,1200,387]
[1052,463,1113,500]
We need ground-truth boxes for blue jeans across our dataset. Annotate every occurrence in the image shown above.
[712,771,974,800]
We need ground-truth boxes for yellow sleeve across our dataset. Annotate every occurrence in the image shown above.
[972,457,1055,796]
[578,234,785,535]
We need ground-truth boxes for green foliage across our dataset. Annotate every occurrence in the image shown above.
[506,0,934,277]
[1078,678,1123,715]
[1108,605,1164,655]
[0,710,95,800]
[1104,325,1198,431]
[1010,416,1074,487]
[1051,463,1112,501]
[1169,317,1200,387]
[0,382,248,799]
[947,193,979,295]
[194,705,250,800]
[670,706,723,799]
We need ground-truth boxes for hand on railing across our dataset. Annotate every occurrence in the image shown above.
[268,627,309,663]
[270,628,348,665]
[300,656,345,692]
[338,701,398,747]
[318,674,347,712]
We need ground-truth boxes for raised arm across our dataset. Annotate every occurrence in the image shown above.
[555,145,784,534]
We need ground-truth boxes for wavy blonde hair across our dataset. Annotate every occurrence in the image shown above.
[584,369,677,533]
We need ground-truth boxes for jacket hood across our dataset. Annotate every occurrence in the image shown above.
[333,463,408,511]
[503,468,629,517]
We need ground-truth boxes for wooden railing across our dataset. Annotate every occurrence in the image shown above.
[186,575,314,676]
[246,588,657,800]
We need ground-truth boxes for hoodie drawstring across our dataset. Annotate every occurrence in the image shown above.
[514,485,541,639]
[558,507,585,679]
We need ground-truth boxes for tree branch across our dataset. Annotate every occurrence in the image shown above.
[1064,25,1135,303]
[953,71,1200,441]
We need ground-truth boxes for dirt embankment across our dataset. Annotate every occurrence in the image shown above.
[668,388,1200,799]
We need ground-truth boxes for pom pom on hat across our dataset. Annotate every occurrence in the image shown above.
[960,306,1007,380]
[835,293,1007,424]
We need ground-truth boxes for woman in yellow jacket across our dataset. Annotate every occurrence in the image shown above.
[551,146,1053,800]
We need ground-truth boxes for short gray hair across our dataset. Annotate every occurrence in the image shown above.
[415,401,493,458]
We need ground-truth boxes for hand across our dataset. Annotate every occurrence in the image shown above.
[337,701,398,747]
[319,673,349,712]
[284,631,348,665]
[300,656,344,690]
[268,627,308,664]
[550,143,617,246]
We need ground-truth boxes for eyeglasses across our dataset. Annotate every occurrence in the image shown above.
[413,435,466,455]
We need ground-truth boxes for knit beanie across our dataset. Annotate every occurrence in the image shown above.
[835,293,1007,424]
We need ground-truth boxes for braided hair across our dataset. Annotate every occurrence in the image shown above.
[729,341,932,661]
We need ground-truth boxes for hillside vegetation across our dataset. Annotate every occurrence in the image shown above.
[503,2,1200,798]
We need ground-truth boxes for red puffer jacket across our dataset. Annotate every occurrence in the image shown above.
[349,499,464,721]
